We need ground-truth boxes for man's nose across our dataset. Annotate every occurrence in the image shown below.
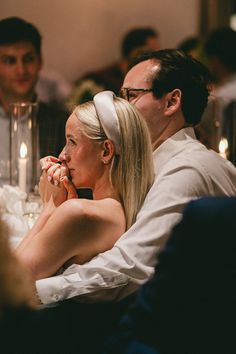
[16,60,26,74]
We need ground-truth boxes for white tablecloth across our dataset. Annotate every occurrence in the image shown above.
[0,185,42,249]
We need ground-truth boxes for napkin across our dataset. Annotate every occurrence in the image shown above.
[0,185,42,248]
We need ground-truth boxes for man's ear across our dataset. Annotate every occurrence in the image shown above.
[101,140,115,164]
[165,89,181,116]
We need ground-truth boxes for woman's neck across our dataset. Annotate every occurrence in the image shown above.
[92,176,120,202]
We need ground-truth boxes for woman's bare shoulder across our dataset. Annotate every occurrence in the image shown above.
[56,198,124,224]
[55,197,126,264]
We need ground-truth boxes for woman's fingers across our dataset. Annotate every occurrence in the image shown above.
[60,164,69,179]
[46,164,62,185]
[40,156,70,188]
[62,177,77,199]
[40,156,60,170]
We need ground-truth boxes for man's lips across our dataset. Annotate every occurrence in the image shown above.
[14,78,31,85]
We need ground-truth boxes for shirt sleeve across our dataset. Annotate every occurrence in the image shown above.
[36,163,211,305]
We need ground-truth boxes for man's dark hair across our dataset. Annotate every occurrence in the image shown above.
[204,27,236,73]
[121,27,158,59]
[132,49,212,125]
[0,17,42,56]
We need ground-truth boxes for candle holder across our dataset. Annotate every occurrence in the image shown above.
[10,102,39,193]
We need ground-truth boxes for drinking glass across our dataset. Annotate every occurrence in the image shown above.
[9,102,39,194]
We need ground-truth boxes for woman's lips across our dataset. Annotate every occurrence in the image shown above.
[68,168,75,176]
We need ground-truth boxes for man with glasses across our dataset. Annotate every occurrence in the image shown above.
[120,87,153,101]
[36,50,236,308]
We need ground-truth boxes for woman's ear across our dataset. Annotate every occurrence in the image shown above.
[101,140,115,164]
[165,89,181,116]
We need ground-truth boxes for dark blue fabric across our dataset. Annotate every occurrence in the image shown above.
[0,293,135,354]
[103,197,236,354]
[1,197,236,354]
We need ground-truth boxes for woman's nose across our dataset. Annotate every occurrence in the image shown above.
[59,147,70,162]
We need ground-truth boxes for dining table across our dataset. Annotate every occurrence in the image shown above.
[0,184,42,249]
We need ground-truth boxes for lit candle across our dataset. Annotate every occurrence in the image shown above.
[218,138,228,159]
[19,142,27,192]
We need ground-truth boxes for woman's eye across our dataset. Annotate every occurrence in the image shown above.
[68,138,76,145]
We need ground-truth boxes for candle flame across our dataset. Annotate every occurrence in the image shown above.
[20,142,27,158]
[219,138,228,154]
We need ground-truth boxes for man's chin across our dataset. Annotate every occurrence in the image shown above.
[13,86,35,101]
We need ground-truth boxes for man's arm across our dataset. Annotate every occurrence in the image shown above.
[36,165,211,305]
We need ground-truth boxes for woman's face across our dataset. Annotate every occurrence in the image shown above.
[60,113,104,188]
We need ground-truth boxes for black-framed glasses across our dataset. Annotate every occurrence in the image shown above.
[119,87,153,102]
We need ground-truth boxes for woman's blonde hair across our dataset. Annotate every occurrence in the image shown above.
[0,216,36,315]
[75,96,154,229]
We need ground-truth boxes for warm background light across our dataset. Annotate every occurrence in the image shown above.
[20,142,27,159]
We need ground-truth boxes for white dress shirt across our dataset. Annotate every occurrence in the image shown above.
[36,127,236,304]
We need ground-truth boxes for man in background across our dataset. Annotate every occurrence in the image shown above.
[0,17,67,187]
[204,26,236,99]
[196,27,236,153]
[66,27,160,108]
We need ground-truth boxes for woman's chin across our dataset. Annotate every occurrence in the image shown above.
[70,177,78,186]
[73,181,84,188]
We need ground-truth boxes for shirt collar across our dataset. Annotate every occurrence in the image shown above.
[153,127,196,172]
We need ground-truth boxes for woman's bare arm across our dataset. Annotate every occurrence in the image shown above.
[16,199,92,280]
[16,199,125,281]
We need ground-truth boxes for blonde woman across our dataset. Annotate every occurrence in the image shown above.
[16,91,154,280]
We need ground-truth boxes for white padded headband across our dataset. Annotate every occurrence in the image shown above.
[93,91,120,154]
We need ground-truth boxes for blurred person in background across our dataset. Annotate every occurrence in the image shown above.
[177,35,204,60]
[102,197,236,354]
[0,216,35,311]
[67,27,160,109]
[36,68,72,110]
[196,27,236,152]
[0,213,101,353]
[204,26,236,99]
[0,17,67,187]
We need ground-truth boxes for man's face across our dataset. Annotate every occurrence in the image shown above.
[145,35,161,51]
[0,41,42,103]
[122,59,167,144]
